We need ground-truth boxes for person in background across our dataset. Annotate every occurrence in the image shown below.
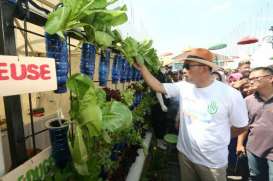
[224,68,232,77]
[227,60,251,180]
[212,70,227,84]
[179,70,184,81]
[237,67,273,181]
[212,71,222,81]
[228,73,243,85]
[233,60,252,97]
[182,68,190,82]
[238,60,251,79]
[134,48,249,181]
[171,71,180,82]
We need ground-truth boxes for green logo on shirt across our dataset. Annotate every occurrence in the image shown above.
[207,101,218,115]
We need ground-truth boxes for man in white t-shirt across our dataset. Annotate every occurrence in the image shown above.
[134,48,248,181]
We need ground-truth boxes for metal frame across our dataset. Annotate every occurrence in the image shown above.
[0,0,27,168]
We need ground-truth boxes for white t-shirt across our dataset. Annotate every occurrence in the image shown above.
[163,80,248,168]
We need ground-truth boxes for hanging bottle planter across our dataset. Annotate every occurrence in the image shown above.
[120,57,127,83]
[45,33,69,93]
[135,70,139,81]
[126,65,133,82]
[136,70,141,81]
[80,43,96,79]
[129,65,134,81]
[112,54,122,84]
[132,67,137,81]
[45,119,70,168]
[99,49,111,86]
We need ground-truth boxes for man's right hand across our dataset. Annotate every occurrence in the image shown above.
[133,59,144,71]
[133,58,166,94]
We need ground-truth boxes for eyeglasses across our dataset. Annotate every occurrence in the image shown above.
[249,74,272,82]
[183,63,205,70]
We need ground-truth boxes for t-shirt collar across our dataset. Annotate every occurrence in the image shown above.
[254,92,273,103]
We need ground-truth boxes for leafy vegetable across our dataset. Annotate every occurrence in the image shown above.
[81,5,128,48]
[117,37,161,73]
[68,126,89,175]
[121,89,135,106]
[67,73,133,178]
[45,0,97,37]
[102,101,133,132]
[45,0,128,49]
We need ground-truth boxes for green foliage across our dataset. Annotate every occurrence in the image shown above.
[81,5,128,48]
[95,31,115,48]
[102,101,133,132]
[117,37,161,73]
[66,73,133,179]
[45,0,97,37]
[45,0,160,72]
[121,89,135,106]
[68,126,89,175]
[45,0,128,49]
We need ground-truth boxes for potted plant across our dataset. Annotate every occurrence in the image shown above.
[45,118,70,169]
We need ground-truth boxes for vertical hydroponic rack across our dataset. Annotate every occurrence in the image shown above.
[0,0,156,180]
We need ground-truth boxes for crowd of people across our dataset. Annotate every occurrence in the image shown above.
[135,48,273,181]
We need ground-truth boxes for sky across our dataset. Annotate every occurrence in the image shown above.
[118,0,273,57]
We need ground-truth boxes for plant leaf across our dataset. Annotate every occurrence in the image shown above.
[107,0,118,6]
[45,6,71,34]
[93,10,128,26]
[67,73,93,99]
[95,31,114,47]
[68,126,89,175]
[102,101,132,132]
[80,104,102,133]
[90,0,108,9]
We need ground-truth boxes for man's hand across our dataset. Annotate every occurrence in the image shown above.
[132,59,144,71]
[133,58,166,94]
[231,79,248,89]
[236,130,248,156]
[236,144,246,156]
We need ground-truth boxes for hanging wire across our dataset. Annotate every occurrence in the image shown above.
[22,0,37,155]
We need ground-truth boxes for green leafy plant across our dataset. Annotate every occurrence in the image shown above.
[121,88,135,106]
[117,37,161,73]
[45,0,101,38]
[45,0,128,49]
[66,73,133,180]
